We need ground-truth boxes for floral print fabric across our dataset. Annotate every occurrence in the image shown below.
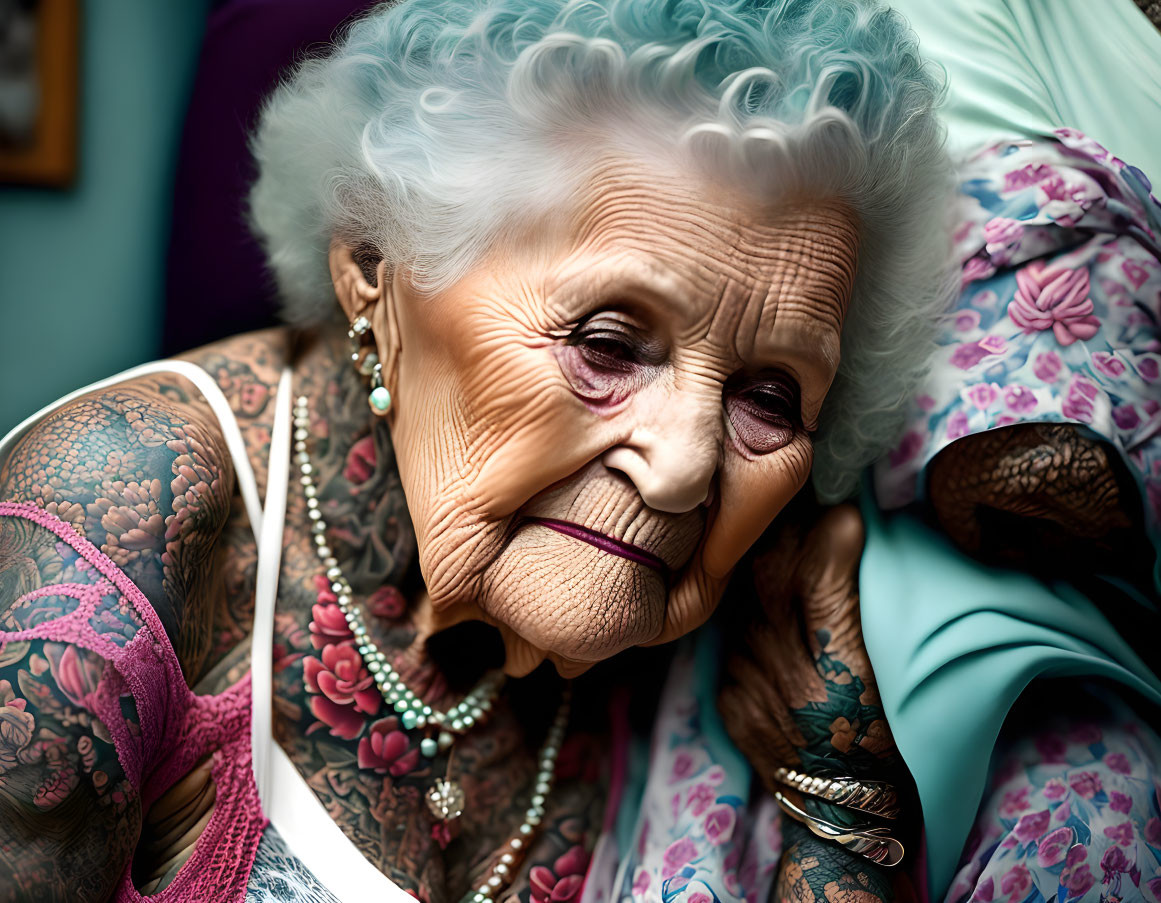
[874,128,1161,583]
[946,684,1161,903]
[608,630,782,903]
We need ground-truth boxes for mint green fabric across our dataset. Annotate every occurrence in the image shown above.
[860,4,1161,896]
[860,497,1161,899]
[889,0,1161,172]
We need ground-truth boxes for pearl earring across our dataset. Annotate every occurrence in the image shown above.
[369,362,392,415]
[349,314,391,414]
[348,315,379,376]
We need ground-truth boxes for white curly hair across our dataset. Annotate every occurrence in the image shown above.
[249,0,956,500]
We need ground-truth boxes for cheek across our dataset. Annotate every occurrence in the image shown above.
[454,352,613,517]
[702,436,813,577]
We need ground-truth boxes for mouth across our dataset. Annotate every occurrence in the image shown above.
[525,517,669,575]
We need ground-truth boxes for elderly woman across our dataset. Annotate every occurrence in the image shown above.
[0,1,950,900]
[0,2,1157,903]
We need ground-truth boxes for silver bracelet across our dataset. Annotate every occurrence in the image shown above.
[774,791,905,867]
[773,767,901,820]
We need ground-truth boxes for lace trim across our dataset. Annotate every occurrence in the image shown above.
[0,502,268,903]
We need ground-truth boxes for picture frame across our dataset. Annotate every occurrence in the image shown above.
[0,0,80,187]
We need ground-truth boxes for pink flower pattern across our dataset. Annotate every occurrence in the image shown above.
[530,845,589,903]
[302,642,381,739]
[619,643,779,902]
[947,688,1161,903]
[356,717,419,776]
[1009,261,1099,346]
[874,127,1161,567]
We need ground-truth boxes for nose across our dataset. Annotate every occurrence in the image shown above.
[601,388,722,513]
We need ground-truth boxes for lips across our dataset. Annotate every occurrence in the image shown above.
[525,517,668,574]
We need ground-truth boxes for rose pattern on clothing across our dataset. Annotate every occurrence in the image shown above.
[875,129,1161,581]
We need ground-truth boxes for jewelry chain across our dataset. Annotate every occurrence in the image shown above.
[293,392,570,902]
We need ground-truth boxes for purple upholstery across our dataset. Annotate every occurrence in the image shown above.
[163,0,376,354]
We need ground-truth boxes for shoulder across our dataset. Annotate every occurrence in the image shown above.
[0,368,231,633]
[1,327,292,520]
[0,376,220,901]
[176,327,293,497]
[0,328,292,666]
[0,329,294,899]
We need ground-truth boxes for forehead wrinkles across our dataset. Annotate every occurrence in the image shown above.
[569,167,857,363]
[741,218,857,375]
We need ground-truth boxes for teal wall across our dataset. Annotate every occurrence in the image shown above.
[0,1,210,434]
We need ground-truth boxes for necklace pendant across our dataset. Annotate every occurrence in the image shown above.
[426,778,466,822]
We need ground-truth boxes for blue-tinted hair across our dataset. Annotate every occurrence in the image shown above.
[250,0,955,499]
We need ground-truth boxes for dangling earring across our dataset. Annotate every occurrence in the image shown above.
[349,314,391,414]
[369,362,392,415]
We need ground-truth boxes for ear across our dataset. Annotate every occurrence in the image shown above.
[328,239,380,322]
[328,240,404,408]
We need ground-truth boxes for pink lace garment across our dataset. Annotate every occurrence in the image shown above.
[0,500,267,902]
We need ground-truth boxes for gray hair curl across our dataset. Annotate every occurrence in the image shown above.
[250,0,956,500]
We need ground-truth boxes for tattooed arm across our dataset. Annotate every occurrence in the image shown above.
[0,376,235,901]
[719,502,910,903]
[926,423,1151,583]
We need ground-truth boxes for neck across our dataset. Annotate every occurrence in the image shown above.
[291,327,498,698]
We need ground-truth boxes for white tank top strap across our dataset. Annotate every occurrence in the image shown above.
[251,369,411,902]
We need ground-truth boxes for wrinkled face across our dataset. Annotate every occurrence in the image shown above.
[349,157,858,676]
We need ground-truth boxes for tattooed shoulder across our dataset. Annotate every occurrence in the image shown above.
[0,372,238,901]
[178,327,290,498]
[176,328,293,675]
[0,372,237,681]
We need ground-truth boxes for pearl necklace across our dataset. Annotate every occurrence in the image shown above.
[293,393,569,902]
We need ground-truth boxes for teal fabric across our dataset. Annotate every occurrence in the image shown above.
[863,4,1161,896]
[0,1,210,435]
[860,496,1161,899]
[889,0,1161,172]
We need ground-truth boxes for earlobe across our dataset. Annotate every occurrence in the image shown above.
[377,260,404,410]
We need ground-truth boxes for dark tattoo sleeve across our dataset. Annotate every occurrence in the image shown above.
[0,379,235,678]
[0,378,235,901]
[719,503,909,903]
[774,826,895,903]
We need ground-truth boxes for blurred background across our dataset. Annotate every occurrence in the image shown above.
[0,0,372,435]
[3,0,1159,436]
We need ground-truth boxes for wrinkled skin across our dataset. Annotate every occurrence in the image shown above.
[0,152,860,900]
[719,501,914,903]
[926,422,1151,580]
[334,153,859,677]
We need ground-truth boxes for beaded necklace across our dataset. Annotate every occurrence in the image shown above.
[293,392,569,902]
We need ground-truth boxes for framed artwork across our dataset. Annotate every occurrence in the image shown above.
[0,0,79,187]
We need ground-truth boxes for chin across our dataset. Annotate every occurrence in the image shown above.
[478,521,668,664]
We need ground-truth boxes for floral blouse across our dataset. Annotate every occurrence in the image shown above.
[875,128,1161,586]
